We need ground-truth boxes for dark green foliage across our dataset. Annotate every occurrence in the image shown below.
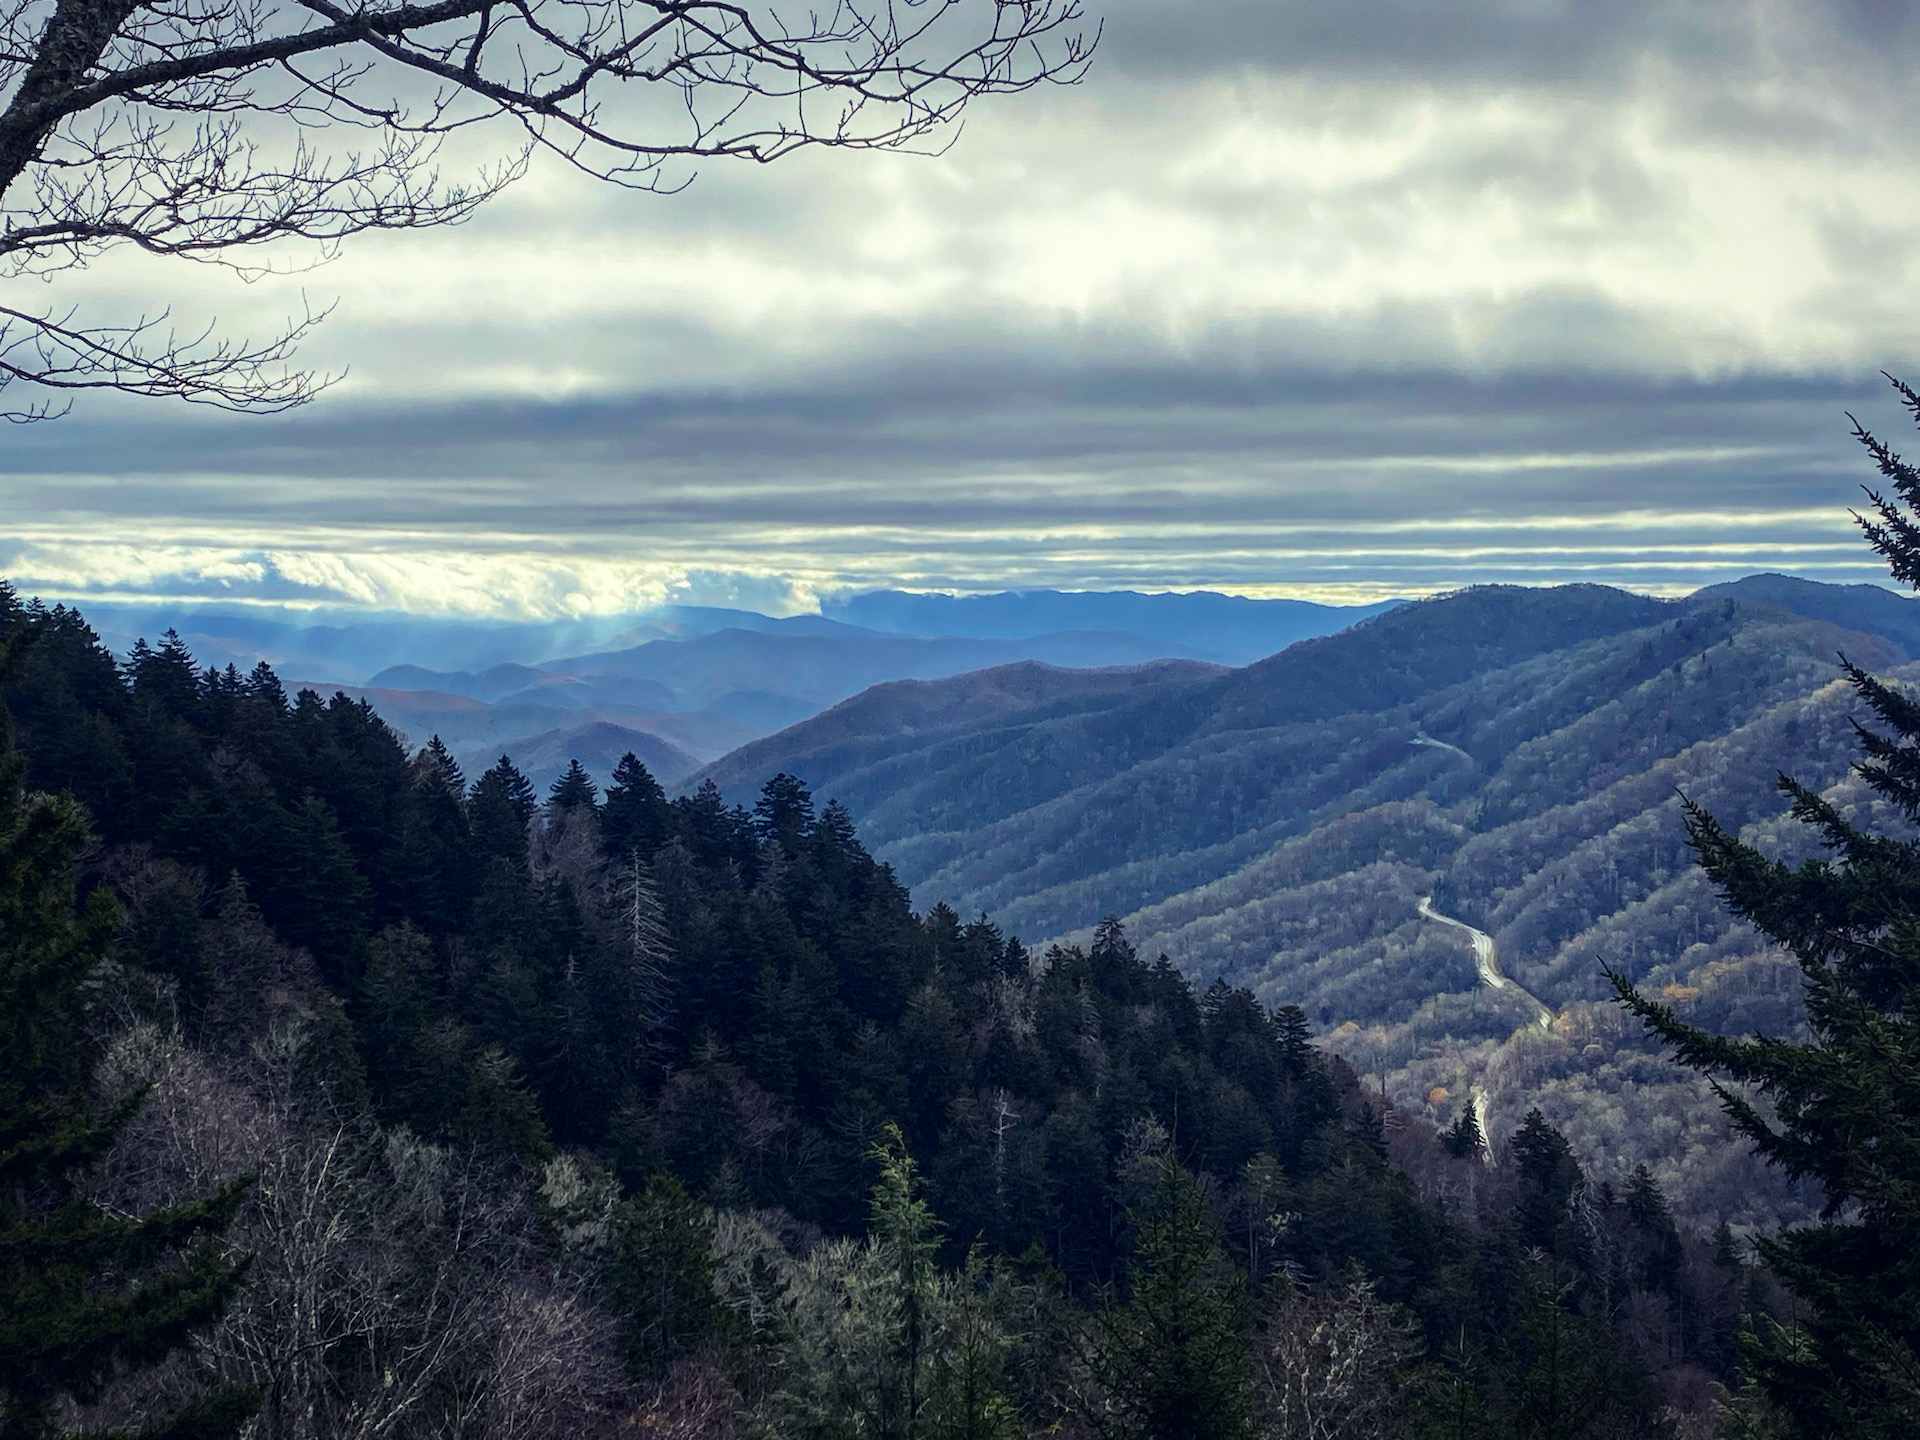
[754,772,814,850]
[1623,1165,1684,1297]
[611,1174,718,1373]
[602,751,671,859]
[1088,1152,1251,1440]
[548,758,598,814]
[0,583,1750,1439]
[1608,377,1920,1440]
[0,618,256,1440]
[1507,1265,1661,1440]
[453,1046,554,1164]
[468,755,536,868]
[1509,1108,1584,1260]
[1441,1096,1484,1159]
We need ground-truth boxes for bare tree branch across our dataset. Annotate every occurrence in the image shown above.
[0,0,1095,414]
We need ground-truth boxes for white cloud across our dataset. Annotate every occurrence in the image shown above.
[8,0,1920,609]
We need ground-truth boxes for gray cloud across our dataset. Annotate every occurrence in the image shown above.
[6,0,1920,614]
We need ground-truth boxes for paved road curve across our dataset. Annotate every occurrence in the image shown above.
[1418,896,1554,1032]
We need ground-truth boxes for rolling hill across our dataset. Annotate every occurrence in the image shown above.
[695,575,1920,1227]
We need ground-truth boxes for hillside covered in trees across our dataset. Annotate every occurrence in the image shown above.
[0,579,1775,1439]
[699,574,1920,1227]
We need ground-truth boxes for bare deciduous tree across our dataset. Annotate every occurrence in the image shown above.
[0,0,1093,417]
[88,1013,631,1439]
[1251,1279,1419,1440]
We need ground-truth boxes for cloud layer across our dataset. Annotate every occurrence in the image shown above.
[5,0,1919,614]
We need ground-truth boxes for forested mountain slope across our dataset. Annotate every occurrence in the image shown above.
[3,579,1744,1439]
[699,578,1920,1224]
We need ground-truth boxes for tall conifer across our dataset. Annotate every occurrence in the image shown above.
[1612,376,1920,1438]
[1089,1151,1251,1440]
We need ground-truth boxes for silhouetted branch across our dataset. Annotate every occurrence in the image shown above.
[0,0,1095,413]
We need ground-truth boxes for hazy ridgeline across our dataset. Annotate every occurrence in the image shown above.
[60,592,1393,796]
[704,573,1920,1231]
[0,578,1809,1438]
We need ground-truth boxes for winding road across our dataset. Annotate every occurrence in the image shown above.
[1417,896,1554,1032]
[1410,731,1473,762]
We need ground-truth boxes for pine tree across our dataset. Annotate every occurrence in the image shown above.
[1623,1164,1683,1297]
[0,638,257,1440]
[468,755,536,867]
[1090,1150,1251,1440]
[1610,375,1920,1439]
[547,758,598,815]
[611,1174,717,1375]
[867,1122,944,1439]
[602,752,670,859]
[1508,1108,1586,1263]
[1441,1097,1484,1160]
[754,772,815,850]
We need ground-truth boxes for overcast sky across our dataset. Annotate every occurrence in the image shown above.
[6,0,1920,617]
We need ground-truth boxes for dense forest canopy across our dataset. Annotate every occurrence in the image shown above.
[0,578,1792,1438]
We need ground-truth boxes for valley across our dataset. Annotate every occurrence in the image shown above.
[26,572,1913,1227]
[701,573,1920,1226]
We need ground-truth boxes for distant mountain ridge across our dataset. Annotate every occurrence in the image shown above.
[49,588,1396,772]
[824,589,1403,664]
[693,575,1920,1228]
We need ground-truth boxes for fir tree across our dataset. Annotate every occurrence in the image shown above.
[611,1174,718,1375]
[1090,1150,1251,1440]
[1441,1096,1484,1160]
[1508,1108,1584,1260]
[754,772,815,850]
[467,755,536,867]
[866,1122,944,1439]
[602,752,670,858]
[1623,1164,1683,1297]
[1610,375,1920,1439]
[242,660,288,715]
[0,639,257,1440]
[547,758,598,814]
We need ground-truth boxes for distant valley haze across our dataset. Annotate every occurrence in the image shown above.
[48,586,1407,789]
[12,564,1917,1230]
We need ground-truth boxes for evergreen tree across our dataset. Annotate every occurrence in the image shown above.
[467,755,537,867]
[1089,1150,1251,1440]
[547,758,598,815]
[1353,1100,1389,1160]
[930,1246,1021,1440]
[602,752,670,859]
[1611,375,1920,1439]
[1623,1164,1683,1297]
[866,1122,944,1439]
[611,1174,718,1375]
[754,772,815,850]
[0,640,257,1440]
[1508,1108,1584,1260]
[1441,1096,1484,1160]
